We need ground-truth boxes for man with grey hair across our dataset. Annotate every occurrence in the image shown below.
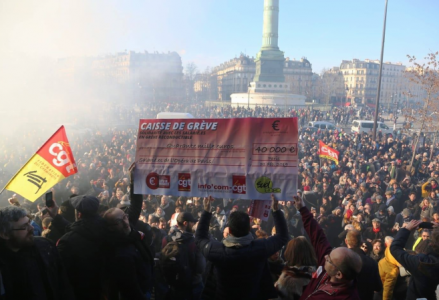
[0,206,74,299]
[384,236,394,247]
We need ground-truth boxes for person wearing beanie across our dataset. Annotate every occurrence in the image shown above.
[57,194,108,300]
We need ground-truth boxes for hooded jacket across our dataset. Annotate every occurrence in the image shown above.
[195,209,288,300]
[390,228,439,300]
[378,246,407,300]
[275,266,315,300]
[162,229,206,286]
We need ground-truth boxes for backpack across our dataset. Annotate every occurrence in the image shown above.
[160,238,194,289]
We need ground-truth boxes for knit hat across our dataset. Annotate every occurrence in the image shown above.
[71,195,100,216]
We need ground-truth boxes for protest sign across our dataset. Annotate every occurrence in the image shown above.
[249,200,272,221]
[3,126,77,202]
[134,118,298,200]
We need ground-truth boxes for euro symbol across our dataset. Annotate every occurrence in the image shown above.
[272,120,280,131]
[289,146,296,153]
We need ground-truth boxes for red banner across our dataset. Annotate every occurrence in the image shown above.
[318,141,339,165]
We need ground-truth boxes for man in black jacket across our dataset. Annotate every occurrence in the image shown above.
[195,195,288,300]
[0,206,74,300]
[162,211,206,300]
[103,168,154,300]
[345,230,382,300]
[57,195,108,300]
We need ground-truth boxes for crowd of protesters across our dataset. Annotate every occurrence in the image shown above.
[0,102,439,300]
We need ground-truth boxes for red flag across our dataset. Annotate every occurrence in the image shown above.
[318,141,339,165]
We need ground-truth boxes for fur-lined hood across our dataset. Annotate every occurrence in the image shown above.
[275,266,316,300]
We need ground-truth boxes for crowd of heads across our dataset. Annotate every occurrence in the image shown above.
[1,102,439,299]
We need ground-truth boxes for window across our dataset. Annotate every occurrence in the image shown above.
[361,123,373,128]
[380,123,389,129]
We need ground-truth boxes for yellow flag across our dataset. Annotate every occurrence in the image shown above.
[3,126,78,202]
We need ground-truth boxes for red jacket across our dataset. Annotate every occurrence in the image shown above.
[299,207,360,300]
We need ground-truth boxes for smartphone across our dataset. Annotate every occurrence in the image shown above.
[45,192,55,208]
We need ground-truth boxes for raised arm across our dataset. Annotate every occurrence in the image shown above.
[294,195,332,262]
[126,163,142,225]
[390,220,422,274]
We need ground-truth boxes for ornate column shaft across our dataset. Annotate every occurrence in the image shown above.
[262,0,279,50]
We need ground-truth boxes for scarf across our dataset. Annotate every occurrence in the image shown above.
[222,232,254,248]
[373,227,381,233]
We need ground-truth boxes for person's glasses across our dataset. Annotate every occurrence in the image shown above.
[12,220,32,231]
[325,248,340,271]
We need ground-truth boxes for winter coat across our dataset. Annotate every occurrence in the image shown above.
[419,202,434,219]
[363,227,386,242]
[378,246,406,300]
[0,237,75,300]
[57,216,108,300]
[163,229,206,286]
[195,210,289,300]
[106,185,155,300]
[275,266,315,300]
[298,207,360,300]
[391,228,439,300]
[106,230,154,300]
[352,247,382,300]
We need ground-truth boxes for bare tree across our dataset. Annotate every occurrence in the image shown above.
[404,52,439,166]
[184,62,198,81]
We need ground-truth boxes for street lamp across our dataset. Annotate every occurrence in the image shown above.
[372,0,389,141]
[247,83,251,109]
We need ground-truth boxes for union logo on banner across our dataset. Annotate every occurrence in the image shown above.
[232,175,246,194]
[178,173,191,192]
[318,140,339,165]
[3,126,78,202]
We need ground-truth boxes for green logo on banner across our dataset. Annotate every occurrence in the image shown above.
[255,177,281,193]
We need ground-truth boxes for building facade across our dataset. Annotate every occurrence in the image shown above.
[58,51,184,103]
[92,51,184,103]
[339,59,406,107]
[204,55,312,102]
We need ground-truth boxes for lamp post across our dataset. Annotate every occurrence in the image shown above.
[247,83,251,109]
[372,0,389,141]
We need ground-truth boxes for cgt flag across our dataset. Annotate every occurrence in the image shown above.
[318,140,339,165]
[3,126,78,202]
